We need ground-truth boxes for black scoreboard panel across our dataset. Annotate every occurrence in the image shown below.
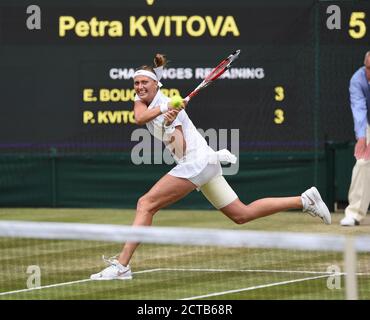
[0,0,367,153]
[319,1,370,144]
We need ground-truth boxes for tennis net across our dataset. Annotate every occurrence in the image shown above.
[0,220,369,300]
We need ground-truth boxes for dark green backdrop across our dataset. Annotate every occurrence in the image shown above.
[0,0,364,209]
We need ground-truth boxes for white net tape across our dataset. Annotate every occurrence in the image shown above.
[0,220,369,252]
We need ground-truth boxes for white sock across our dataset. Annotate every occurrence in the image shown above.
[301,195,308,211]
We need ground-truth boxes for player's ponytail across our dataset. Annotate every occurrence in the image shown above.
[153,53,167,68]
[136,53,167,74]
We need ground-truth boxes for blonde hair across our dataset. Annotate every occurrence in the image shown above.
[137,53,168,72]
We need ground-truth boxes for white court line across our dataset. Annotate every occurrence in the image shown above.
[0,268,162,296]
[160,268,370,276]
[0,278,92,296]
[159,268,335,275]
[1,267,367,297]
[180,274,330,300]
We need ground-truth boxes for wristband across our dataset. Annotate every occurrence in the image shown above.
[159,102,169,114]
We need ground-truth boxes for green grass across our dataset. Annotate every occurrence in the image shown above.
[0,208,369,300]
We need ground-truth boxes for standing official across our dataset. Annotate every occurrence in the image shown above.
[341,51,370,226]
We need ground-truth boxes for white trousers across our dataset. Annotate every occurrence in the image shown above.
[345,126,370,222]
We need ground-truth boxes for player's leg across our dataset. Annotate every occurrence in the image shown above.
[220,197,302,224]
[90,174,196,280]
[118,174,196,265]
[200,175,331,225]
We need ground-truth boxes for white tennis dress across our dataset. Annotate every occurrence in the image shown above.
[135,90,236,186]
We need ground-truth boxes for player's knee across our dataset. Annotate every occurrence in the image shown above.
[231,215,247,225]
[136,195,157,215]
[225,207,253,225]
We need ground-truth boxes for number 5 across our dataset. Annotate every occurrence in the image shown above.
[349,12,366,39]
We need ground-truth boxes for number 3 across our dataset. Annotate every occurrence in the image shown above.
[274,86,284,101]
[274,109,284,124]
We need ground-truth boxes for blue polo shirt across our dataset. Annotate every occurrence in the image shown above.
[349,66,370,139]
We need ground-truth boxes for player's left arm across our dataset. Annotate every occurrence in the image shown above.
[167,126,186,160]
[163,110,186,159]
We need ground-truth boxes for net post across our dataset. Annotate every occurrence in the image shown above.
[313,1,320,187]
[50,147,58,207]
[344,236,358,300]
[324,141,335,212]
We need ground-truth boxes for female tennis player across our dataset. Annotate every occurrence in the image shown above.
[90,53,331,280]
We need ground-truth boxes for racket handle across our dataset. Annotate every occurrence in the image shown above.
[184,91,197,102]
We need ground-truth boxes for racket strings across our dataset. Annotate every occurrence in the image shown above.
[186,49,241,101]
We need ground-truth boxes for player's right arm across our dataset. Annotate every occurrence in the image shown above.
[134,100,180,125]
[134,100,162,126]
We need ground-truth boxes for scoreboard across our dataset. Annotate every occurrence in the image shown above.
[0,0,368,153]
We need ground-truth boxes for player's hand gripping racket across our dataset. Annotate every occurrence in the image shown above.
[184,49,241,103]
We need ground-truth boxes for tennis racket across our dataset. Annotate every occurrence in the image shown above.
[184,49,241,103]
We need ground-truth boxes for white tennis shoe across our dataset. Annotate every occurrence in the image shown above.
[90,256,132,280]
[301,187,331,225]
[340,216,360,226]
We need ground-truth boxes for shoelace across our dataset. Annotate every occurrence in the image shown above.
[302,194,317,216]
[101,254,131,277]
[102,254,120,266]
[305,205,318,217]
